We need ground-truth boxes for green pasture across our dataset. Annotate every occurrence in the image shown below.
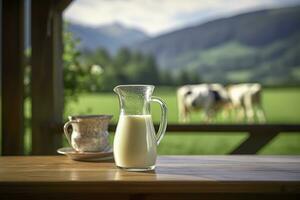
[62,87,300,155]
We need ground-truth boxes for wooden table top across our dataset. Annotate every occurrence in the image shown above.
[0,156,300,194]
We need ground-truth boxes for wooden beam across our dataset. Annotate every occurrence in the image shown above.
[1,0,25,155]
[51,123,300,134]
[31,0,64,154]
[107,124,300,133]
[53,0,72,12]
[230,131,279,154]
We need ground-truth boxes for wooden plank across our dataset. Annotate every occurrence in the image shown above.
[0,156,299,196]
[52,123,300,133]
[31,0,64,154]
[0,193,299,200]
[230,131,279,154]
[1,0,24,155]
[110,124,300,133]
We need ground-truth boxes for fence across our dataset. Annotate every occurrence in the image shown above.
[107,124,300,154]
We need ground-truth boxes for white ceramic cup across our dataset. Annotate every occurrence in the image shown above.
[63,115,112,152]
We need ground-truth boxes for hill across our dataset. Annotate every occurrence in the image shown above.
[134,6,300,84]
[68,22,148,54]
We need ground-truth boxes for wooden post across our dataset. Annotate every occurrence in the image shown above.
[1,0,25,155]
[31,0,65,154]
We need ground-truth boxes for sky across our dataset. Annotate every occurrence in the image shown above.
[64,0,300,36]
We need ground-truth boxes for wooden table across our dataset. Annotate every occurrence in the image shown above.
[0,156,300,199]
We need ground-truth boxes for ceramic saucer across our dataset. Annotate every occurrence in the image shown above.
[57,146,113,162]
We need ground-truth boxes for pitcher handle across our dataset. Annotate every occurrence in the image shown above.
[151,96,167,145]
[63,120,74,146]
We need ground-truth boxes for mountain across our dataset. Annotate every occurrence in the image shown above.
[99,23,147,44]
[68,22,148,54]
[134,6,300,84]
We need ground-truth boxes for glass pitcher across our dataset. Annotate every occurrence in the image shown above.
[113,85,167,171]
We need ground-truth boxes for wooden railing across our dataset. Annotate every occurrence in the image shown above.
[110,124,300,154]
[109,124,300,133]
[52,123,300,155]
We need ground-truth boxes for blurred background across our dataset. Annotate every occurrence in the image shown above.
[13,0,300,154]
[60,0,300,119]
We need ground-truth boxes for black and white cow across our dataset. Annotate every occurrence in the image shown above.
[177,84,230,123]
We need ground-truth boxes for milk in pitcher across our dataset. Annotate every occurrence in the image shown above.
[114,115,157,168]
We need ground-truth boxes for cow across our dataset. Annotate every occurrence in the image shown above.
[227,83,266,123]
[177,84,230,123]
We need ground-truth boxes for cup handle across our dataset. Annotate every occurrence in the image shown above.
[63,121,74,146]
[151,96,167,145]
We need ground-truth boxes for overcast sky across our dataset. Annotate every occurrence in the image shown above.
[64,0,300,36]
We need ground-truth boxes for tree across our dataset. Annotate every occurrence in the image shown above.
[178,70,190,85]
[189,69,202,84]
[160,70,174,86]
[62,43,163,92]
[142,55,160,84]
[63,26,86,104]
[114,48,131,69]
[82,48,111,69]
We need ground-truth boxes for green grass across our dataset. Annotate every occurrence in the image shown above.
[65,87,300,123]
[62,87,300,155]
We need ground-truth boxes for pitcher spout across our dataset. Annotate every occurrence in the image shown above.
[113,85,155,115]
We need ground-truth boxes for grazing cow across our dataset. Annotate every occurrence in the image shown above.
[177,84,230,123]
[227,83,266,123]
